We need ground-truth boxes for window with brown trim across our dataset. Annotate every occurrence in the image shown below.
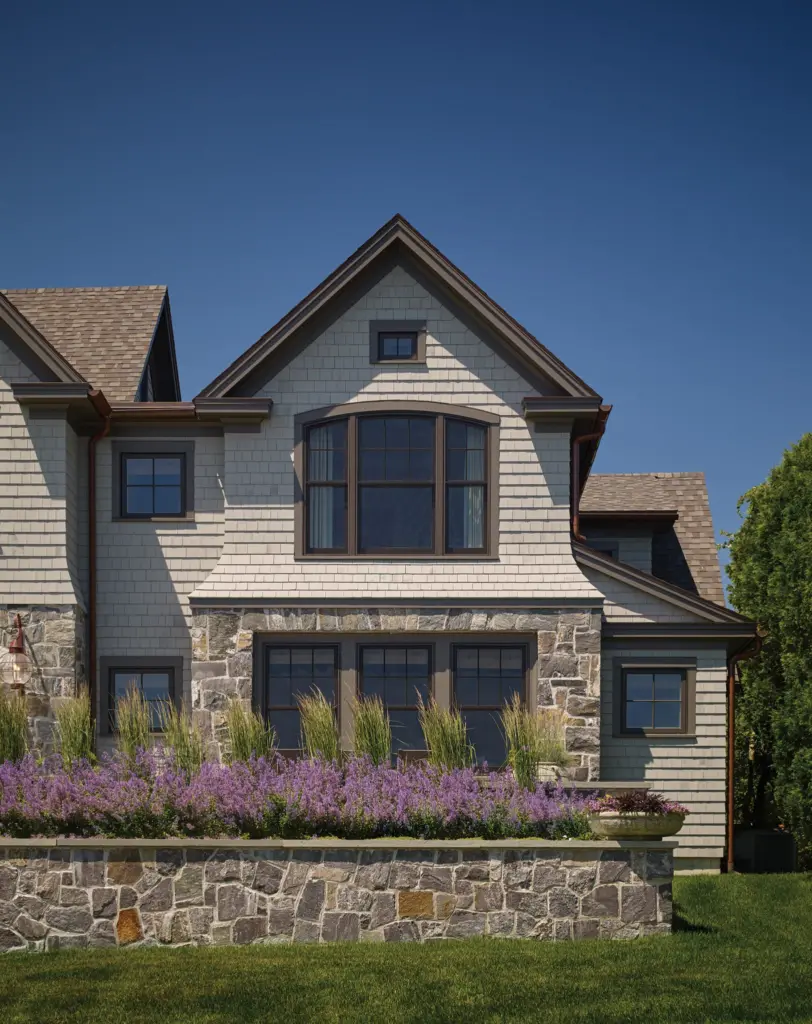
[262,644,339,752]
[106,663,178,733]
[377,332,418,361]
[299,405,497,557]
[618,665,693,736]
[453,645,526,765]
[358,645,431,754]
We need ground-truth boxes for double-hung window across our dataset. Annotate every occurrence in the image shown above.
[358,645,431,753]
[298,405,497,557]
[453,645,526,765]
[616,662,695,736]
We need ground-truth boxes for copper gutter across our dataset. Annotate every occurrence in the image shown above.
[571,406,612,541]
[725,632,764,873]
[87,390,112,745]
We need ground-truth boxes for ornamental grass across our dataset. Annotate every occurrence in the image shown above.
[352,695,391,765]
[159,700,205,776]
[54,688,94,768]
[224,699,276,764]
[0,689,27,764]
[0,751,593,842]
[418,697,474,770]
[299,690,340,762]
[501,696,572,789]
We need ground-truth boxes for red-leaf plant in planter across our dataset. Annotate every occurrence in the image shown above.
[588,791,689,840]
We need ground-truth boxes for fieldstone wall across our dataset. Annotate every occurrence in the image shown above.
[0,840,673,951]
[190,607,602,779]
[1,606,86,752]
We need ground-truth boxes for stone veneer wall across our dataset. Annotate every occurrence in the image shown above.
[190,607,602,779]
[0,840,673,951]
[1,606,86,751]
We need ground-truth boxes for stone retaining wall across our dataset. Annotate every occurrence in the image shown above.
[190,606,602,778]
[0,840,673,951]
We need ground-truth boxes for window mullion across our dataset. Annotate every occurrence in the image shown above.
[435,415,445,555]
[348,415,358,555]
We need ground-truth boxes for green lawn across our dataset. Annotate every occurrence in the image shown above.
[1,874,811,1024]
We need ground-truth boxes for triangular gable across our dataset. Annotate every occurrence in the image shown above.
[574,542,749,625]
[198,215,600,400]
[0,292,86,384]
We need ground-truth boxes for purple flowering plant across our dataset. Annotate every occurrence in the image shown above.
[0,751,594,841]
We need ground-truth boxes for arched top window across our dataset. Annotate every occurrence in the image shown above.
[294,402,499,559]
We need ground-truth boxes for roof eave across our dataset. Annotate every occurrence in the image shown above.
[573,541,749,625]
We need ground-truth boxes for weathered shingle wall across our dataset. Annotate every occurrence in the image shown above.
[94,434,225,721]
[600,644,727,865]
[0,334,80,605]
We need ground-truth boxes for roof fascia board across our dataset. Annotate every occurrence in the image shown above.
[198,216,600,400]
[107,398,272,427]
[603,622,756,640]
[573,541,747,624]
[0,294,86,384]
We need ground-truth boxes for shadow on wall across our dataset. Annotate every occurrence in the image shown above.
[94,520,192,754]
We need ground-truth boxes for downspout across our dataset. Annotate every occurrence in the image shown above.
[725,632,764,873]
[571,408,611,541]
[87,390,112,747]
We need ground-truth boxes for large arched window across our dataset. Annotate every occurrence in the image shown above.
[295,403,499,558]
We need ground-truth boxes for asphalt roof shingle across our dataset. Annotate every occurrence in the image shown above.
[1,286,166,402]
[580,472,725,606]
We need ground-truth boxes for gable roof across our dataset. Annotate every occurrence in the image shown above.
[1,286,167,402]
[198,214,600,400]
[580,472,725,605]
[0,292,87,384]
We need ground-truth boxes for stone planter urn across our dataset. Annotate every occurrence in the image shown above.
[589,810,686,840]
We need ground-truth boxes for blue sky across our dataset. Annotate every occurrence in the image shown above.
[2,1,810,572]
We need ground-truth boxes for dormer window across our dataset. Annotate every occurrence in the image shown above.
[295,403,499,558]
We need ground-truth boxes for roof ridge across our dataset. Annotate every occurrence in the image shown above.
[1,285,167,294]
[588,471,706,479]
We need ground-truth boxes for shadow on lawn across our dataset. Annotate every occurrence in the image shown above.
[672,902,715,934]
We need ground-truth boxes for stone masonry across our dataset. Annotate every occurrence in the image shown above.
[190,607,602,779]
[0,841,673,951]
[1,606,86,752]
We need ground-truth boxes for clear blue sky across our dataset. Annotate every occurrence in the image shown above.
[2,1,810,574]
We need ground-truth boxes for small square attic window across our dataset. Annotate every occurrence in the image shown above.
[369,320,427,364]
[378,332,418,361]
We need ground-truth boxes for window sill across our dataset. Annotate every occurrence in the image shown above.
[112,514,196,523]
[615,731,696,740]
[294,554,499,562]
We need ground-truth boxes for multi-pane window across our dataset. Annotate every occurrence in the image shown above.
[453,646,525,765]
[302,411,492,556]
[359,417,435,552]
[306,422,347,551]
[377,332,418,361]
[359,646,431,753]
[622,669,686,733]
[110,668,173,731]
[121,454,184,517]
[264,646,338,751]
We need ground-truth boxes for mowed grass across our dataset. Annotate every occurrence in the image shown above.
[2,874,812,1024]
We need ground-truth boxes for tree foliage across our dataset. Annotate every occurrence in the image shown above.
[725,433,812,865]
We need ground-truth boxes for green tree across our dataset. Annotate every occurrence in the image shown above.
[725,433,812,865]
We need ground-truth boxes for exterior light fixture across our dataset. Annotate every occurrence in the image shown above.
[0,615,33,692]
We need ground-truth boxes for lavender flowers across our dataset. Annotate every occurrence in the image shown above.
[0,752,593,841]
